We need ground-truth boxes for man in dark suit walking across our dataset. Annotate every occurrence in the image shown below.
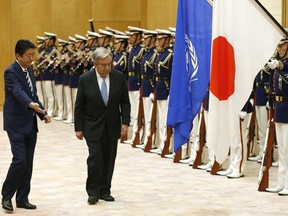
[1,39,51,212]
[74,47,130,205]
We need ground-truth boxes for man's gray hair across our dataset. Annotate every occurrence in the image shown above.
[92,47,112,64]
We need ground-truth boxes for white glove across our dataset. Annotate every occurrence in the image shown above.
[149,93,154,101]
[238,111,247,119]
[249,98,254,106]
[266,101,271,109]
[267,59,279,70]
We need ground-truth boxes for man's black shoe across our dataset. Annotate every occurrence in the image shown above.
[1,198,13,212]
[99,194,115,202]
[16,202,37,209]
[87,196,99,205]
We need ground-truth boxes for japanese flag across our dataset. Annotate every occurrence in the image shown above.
[207,0,283,164]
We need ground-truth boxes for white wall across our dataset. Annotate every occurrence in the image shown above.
[260,0,282,24]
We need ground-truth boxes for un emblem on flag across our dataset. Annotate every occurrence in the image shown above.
[185,34,199,92]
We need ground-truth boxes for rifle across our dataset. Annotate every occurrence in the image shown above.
[210,161,220,175]
[132,88,144,147]
[161,126,172,157]
[173,143,183,163]
[247,110,256,158]
[258,107,274,191]
[89,19,95,32]
[144,90,157,152]
[193,109,206,168]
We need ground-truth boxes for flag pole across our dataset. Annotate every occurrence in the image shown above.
[254,0,288,37]
[206,0,213,6]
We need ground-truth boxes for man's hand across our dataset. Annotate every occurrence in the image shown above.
[44,115,51,123]
[75,131,84,140]
[121,125,128,136]
[29,102,46,114]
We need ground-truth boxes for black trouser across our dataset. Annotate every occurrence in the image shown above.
[86,129,118,197]
[1,131,37,203]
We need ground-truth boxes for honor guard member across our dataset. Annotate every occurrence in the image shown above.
[112,34,129,79]
[150,29,174,155]
[168,27,176,48]
[266,38,288,195]
[52,38,68,121]
[62,36,76,123]
[66,34,87,124]
[124,26,145,144]
[197,90,216,171]
[136,29,158,149]
[87,31,99,51]
[42,32,59,116]
[74,33,94,75]
[179,88,211,166]
[248,68,270,162]
[80,31,99,74]
[98,29,113,52]
[105,27,124,52]
[217,100,254,178]
[34,36,45,105]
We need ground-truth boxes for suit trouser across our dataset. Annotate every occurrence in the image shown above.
[1,130,37,203]
[255,105,268,156]
[42,80,54,116]
[35,80,44,106]
[86,129,118,197]
[275,123,288,188]
[63,85,72,121]
[156,99,168,149]
[229,114,249,174]
[71,88,78,122]
[142,96,153,146]
[128,90,140,141]
[54,84,64,118]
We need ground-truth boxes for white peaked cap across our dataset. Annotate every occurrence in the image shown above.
[87,31,100,38]
[44,32,57,37]
[98,29,114,37]
[75,34,87,41]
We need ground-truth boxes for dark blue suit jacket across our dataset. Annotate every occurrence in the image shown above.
[74,68,130,141]
[3,61,46,134]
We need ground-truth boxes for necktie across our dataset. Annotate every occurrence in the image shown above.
[24,69,34,95]
[101,76,108,105]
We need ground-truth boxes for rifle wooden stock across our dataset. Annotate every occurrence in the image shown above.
[161,126,172,157]
[193,110,206,169]
[144,94,157,152]
[173,147,182,163]
[120,134,127,143]
[210,161,220,175]
[132,89,144,147]
[258,108,274,191]
[247,110,256,157]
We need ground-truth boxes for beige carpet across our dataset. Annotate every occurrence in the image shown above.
[0,113,285,216]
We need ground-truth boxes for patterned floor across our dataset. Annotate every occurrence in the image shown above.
[0,113,286,216]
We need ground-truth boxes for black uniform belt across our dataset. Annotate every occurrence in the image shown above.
[276,96,288,102]
[141,75,153,79]
[128,72,138,76]
[256,82,269,87]
[156,77,169,81]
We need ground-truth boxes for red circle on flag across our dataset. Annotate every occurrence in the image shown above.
[210,36,235,101]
